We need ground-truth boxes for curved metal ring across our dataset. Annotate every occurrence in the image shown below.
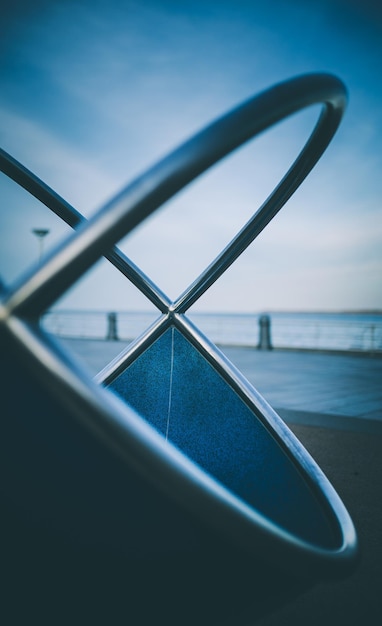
[0,74,357,584]
[3,73,346,317]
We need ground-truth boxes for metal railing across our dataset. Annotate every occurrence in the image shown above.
[41,309,382,353]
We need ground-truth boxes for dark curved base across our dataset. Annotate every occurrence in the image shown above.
[0,335,312,625]
[2,512,311,626]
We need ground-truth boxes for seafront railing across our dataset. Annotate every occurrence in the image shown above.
[41,309,382,353]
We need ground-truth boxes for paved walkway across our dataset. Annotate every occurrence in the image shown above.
[223,345,382,432]
[61,338,382,432]
[59,337,382,625]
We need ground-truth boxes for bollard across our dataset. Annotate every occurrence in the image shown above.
[106,312,118,341]
[258,314,272,350]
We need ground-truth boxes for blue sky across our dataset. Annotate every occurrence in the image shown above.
[0,0,381,312]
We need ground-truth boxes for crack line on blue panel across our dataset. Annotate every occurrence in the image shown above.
[165,327,175,441]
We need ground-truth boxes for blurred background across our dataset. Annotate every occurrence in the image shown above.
[1,1,381,336]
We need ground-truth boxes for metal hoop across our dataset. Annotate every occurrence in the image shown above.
[1,73,346,318]
[0,75,357,592]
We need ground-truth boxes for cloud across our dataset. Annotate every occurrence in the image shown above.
[0,106,120,211]
[1,0,381,311]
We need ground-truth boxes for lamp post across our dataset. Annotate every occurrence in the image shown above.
[32,228,50,263]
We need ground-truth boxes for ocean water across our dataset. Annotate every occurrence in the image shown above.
[42,310,382,353]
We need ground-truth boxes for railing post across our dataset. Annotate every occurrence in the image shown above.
[257,314,272,350]
[106,312,118,341]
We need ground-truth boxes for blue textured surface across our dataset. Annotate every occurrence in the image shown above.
[2,329,311,624]
[111,327,338,547]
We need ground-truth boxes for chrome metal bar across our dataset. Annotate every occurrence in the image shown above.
[0,148,171,312]
[102,248,171,312]
[3,74,346,318]
[172,312,275,420]
[96,312,171,385]
[0,74,359,582]
[172,312,357,547]
[0,147,84,226]
[171,106,337,313]
[2,313,357,576]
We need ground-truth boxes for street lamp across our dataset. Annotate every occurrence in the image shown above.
[32,228,50,263]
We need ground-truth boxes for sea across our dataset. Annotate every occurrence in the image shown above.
[41,309,382,353]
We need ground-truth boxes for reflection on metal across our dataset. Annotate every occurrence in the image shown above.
[0,75,358,624]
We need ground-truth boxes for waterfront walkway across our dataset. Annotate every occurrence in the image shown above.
[61,338,382,625]
[62,337,382,430]
[224,345,382,432]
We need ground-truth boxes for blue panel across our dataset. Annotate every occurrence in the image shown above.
[111,327,174,435]
[110,327,338,548]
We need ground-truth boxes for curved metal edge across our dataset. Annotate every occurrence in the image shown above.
[0,146,83,227]
[94,307,358,576]
[0,148,170,312]
[0,73,357,577]
[95,312,170,385]
[93,309,356,574]
[172,313,359,574]
[2,73,347,318]
[0,312,358,580]
[172,103,343,312]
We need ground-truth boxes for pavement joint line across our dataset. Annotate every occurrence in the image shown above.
[276,408,382,435]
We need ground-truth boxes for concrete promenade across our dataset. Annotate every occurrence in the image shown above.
[61,338,382,625]
[62,337,382,430]
[223,345,382,432]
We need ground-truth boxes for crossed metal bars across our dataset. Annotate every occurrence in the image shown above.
[0,74,346,318]
[0,74,360,578]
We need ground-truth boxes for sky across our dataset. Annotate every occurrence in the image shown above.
[0,0,381,313]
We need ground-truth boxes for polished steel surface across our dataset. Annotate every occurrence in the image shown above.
[0,74,358,581]
[0,148,171,312]
[1,74,345,318]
